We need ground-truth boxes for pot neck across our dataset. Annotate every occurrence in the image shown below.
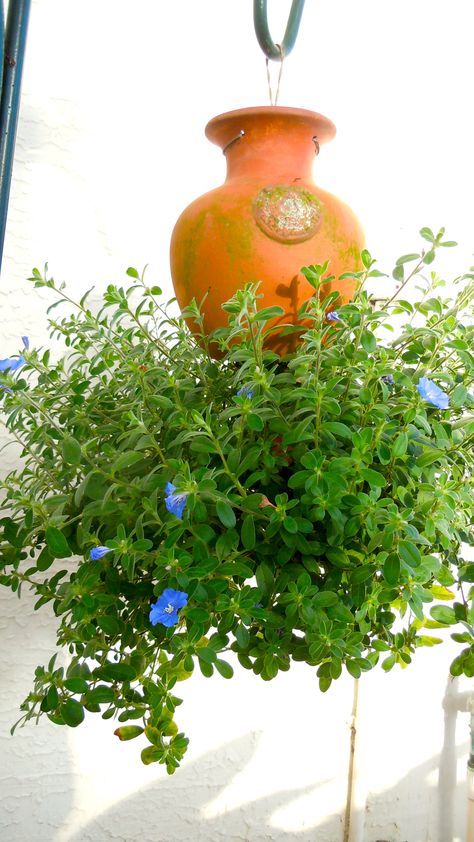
[205,107,336,182]
[223,131,318,180]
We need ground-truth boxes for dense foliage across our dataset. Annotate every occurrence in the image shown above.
[1,228,473,772]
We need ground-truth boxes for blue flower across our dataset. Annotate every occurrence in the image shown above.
[90,546,113,560]
[149,588,188,627]
[21,336,30,350]
[0,355,25,372]
[416,377,449,410]
[381,374,394,385]
[0,385,13,394]
[326,311,342,322]
[165,482,188,519]
[237,386,253,399]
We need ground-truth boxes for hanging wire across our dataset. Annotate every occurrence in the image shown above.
[265,43,284,105]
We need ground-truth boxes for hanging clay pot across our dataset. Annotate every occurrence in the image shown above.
[170,106,364,355]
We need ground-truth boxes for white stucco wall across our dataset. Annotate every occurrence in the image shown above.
[1,2,474,841]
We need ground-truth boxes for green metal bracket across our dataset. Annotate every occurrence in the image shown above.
[253,0,306,60]
[0,0,31,273]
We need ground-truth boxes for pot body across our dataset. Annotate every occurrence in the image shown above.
[170,106,364,354]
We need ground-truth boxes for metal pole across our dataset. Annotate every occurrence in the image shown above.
[0,4,5,94]
[0,0,32,273]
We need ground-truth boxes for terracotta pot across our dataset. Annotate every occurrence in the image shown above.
[170,106,364,355]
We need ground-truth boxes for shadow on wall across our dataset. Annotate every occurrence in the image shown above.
[64,735,469,842]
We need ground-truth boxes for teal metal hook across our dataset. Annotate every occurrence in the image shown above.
[253,0,306,61]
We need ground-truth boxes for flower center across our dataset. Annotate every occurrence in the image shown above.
[164,603,174,614]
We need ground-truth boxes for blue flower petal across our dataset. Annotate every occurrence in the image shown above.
[237,387,253,399]
[0,356,25,372]
[21,336,30,350]
[164,482,188,519]
[149,588,188,627]
[326,311,342,322]
[381,374,394,385]
[416,377,449,410]
[90,546,113,560]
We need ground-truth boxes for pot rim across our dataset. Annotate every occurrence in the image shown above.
[205,106,336,148]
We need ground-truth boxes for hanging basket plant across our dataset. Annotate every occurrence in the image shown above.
[1,230,473,773]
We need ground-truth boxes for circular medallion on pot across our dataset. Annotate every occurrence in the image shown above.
[253,184,322,243]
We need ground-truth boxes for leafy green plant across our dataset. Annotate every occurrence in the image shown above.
[0,227,473,773]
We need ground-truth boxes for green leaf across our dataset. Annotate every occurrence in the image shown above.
[392,264,404,282]
[430,605,457,625]
[320,421,353,439]
[98,662,137,682]
[235,624,250,648]
[361,249,372,269]
[396,253,420,265]
[429,585,454,601]
[247,413,264,432]
[313,591,339,608]
[253,306,285,321]
[45,527,71,559]
[219,560,253,577]
[216,500,236,528]
[97,616,120,636]
[383,555,400,585]
[360,468,386,488]
[417,449,444,467]
[199,660,214,678]
[283,516,298,533]
[112,451,143,472]
[360,330,376,353]
[196,647,217,664]
[36,546,54,571]
[326,548,352,568]
[256,562,274,600]
[84,685,115,704]
[141,746,163,765]
[61,698,85,727]
[62,436,82,465]
[241,515,256,550]
[47,686,59,709]
[214,659,234,679]
[132,539,154,552]
[187,607,210,623]
[382,654,396,672]
[419,227,435,242]
[399,540,421,568]
[63,678,89,694]
[392,432,408,457]
[193,524,216,543]
[114,725,144,741]
[346,660,361,679]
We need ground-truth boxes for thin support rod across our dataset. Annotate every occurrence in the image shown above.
[253,0,306,61]
[343,678,359,842]
[0,0,32,273]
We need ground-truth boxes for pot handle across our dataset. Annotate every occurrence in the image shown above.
[253,0,306,60]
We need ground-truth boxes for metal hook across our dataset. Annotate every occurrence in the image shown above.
[253,0,306,61]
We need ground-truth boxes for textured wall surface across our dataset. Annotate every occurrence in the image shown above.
[1,2,474,841]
